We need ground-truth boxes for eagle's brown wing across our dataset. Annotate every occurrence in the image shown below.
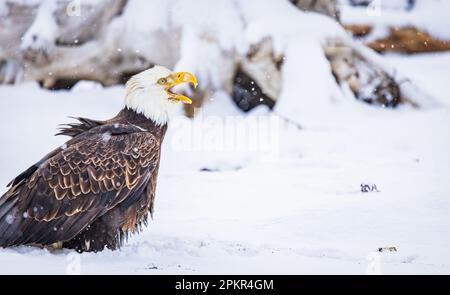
[0,124,160,247]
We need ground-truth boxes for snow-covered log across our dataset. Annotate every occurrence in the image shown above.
[0,0,130,86]
[341,0,450,54]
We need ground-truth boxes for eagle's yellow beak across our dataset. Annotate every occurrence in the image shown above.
[166,72,198,104]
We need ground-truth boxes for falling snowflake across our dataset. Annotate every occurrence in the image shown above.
[102,132,112,142]
[6,214,14,224]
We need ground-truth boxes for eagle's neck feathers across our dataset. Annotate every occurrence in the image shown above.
[112,108,168,139]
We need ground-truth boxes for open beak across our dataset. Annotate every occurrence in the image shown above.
[166,72,198,104]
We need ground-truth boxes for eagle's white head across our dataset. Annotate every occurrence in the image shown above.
[124,65,197,125]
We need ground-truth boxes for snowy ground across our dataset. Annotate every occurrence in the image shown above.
[0,52,450,274]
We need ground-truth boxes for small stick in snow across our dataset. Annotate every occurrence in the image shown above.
[378,247,397,253]
[273,111,303,130]
[361,183,379,193]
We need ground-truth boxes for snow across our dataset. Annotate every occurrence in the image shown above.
[384,52,450,107]
[20,0,58,53]
[275,39,343,122]
[340,0,450,40]
[242,0,346,52]
[0,52,450,274]
[71,81,103,93]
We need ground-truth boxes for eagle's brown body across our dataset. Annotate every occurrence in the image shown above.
[0,108,167,252]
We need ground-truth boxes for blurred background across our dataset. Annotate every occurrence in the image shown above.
[0,0,449,274]
[1,0,449,111]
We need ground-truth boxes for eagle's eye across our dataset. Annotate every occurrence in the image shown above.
[157,78,167,85]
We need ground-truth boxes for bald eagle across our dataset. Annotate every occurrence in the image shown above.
[0,66,197,252]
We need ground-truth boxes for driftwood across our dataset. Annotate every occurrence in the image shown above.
[290,0,340,20]
[325,42,402,107]
[0,0,133,86]
[344,25,450,54]
[342,1,450,54]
